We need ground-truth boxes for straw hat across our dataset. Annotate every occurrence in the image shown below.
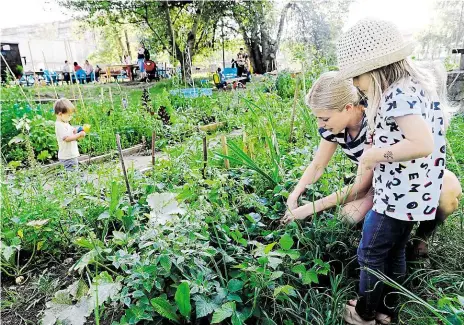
[336,19,415,80]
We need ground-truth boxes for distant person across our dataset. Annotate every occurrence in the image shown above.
[244,54,252,82]
[137,43,146,80]
[73,62,82,72]
[94,65,101,82]
[62,60,71,84]
[84,60,93,82]
[236,48,246,77]
[213,67,227,90]
[54,98,86,172]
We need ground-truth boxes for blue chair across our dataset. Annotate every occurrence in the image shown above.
[43,70,58,84]
[223,68,238,80]
[75,69,87,84]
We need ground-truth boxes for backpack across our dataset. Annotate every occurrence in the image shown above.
[213,72,221,84]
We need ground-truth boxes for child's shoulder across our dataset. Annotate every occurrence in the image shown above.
[383,76,421,103]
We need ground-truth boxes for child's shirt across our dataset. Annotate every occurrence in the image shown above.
[372,76,446,221]
[55,120,79,160]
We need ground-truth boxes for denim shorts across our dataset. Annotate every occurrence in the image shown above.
[138,59,145,73]
[60,158,78,172]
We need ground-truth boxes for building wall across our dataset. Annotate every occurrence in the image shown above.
[1,20,97,72]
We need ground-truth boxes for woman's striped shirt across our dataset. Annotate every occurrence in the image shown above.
[318,114,368,164]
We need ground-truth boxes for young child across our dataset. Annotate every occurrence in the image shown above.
[281,71,461,257]
[335,19,448,324]
[54,99,86,171]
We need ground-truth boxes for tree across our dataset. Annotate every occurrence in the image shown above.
[58,0,229,82]
[229,0,352,74]
[417,0,464,62]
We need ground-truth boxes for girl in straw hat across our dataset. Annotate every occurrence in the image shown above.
[280,71,461,259]
[332,18,459,324]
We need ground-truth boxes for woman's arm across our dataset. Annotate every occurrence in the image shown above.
[282,146,373,224]
[289,139,337,197]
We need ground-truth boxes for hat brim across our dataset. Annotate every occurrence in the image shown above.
[335,41,415,81]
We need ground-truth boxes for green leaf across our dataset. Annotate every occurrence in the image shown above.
[279,233,294,250]
[285,249,300,260]
[175,282,191,318]
[291,264,306,274]
[270,271,284,280]
[273,285,296,298]
[227,279,244,293]
[194,295,217,318]
[227,293,243,303]
[211,301,236,323]
[159,254,172,272]
[264,242,277,254]
[303,269,319,285]
[150,297,180,323]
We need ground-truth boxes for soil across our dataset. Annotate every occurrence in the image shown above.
[1,253,77,325]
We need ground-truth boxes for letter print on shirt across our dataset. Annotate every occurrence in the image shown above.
[372,77,446,221]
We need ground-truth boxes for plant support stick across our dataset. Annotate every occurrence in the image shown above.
[288,78,299,143]
[202,136,207,179]
[151,130,156,166]
[116,134,134,205]
[221,135,230,169]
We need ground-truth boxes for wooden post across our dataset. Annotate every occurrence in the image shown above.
[221,135,230,169]
[288,78,300,143]
[151,130,156,166]
[116,134,134,205]
[109,87,114,112]
[100,87,104,104]
[202,136,207,179]
[249,140,255,159]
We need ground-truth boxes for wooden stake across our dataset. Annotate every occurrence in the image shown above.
[100,87,104,104]
[42,50,58,99]
[249,140,255,159]
[116,134,134,205]
[202,136,207,179]
[27,41,41,103]
[0,53,34,107]
[221,135,230,169]
[151,130,156,166]
[288,78,300,143]
[109,87,115,112]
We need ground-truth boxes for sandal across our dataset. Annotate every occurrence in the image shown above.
[344,300,376,325]
[375,312,391,325]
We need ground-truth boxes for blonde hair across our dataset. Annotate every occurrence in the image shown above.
[54,98,75,115]
[363,58,438,131]
[306,71,364,111]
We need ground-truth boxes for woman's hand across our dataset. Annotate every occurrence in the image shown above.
[286,193,299,211]
[281,205,313,225]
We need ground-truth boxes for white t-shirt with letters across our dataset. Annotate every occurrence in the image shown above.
[372,76,446,221]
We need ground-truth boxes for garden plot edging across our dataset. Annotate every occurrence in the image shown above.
[42,144,145,171]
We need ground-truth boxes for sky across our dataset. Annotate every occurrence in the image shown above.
[0,0,437,34]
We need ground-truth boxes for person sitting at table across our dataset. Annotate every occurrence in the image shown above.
[62,60,71,84]
[84,60,94,82]
[73,62,82,72]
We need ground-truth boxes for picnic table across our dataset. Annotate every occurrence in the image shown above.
[104,64,137,81]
